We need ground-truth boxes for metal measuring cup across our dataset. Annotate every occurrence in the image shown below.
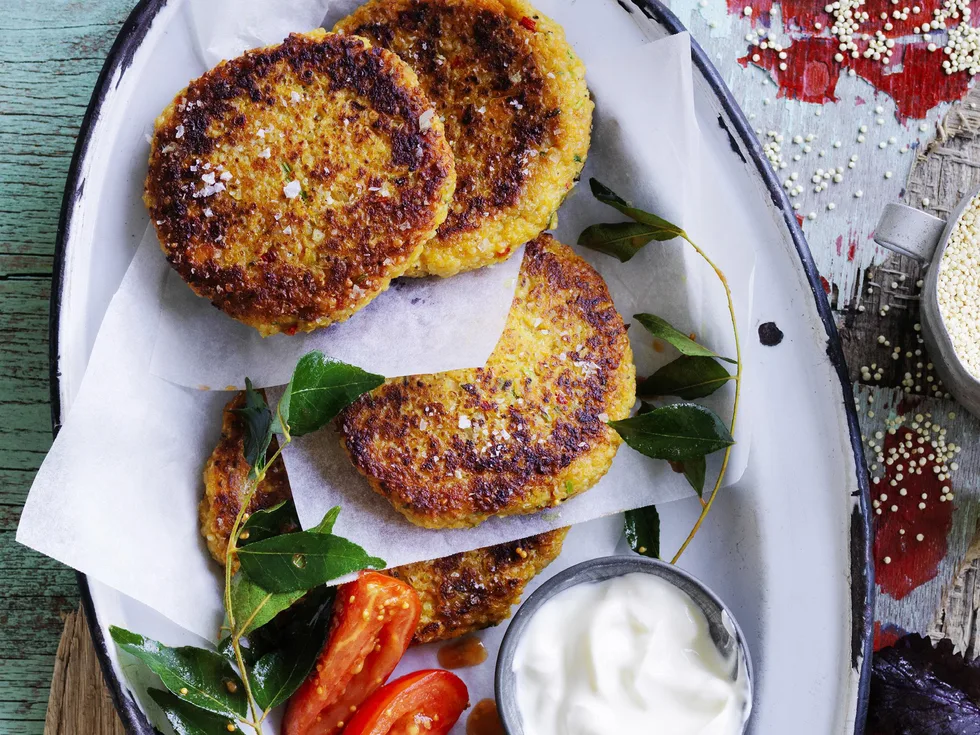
[873,186,980,419]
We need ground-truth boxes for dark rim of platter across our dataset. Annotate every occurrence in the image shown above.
[49,1,874,733]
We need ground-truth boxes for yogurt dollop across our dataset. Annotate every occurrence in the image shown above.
[512,572,748,735]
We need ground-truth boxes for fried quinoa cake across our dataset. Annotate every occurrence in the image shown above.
[145,30,456,336]
[200,392,567,643]
[335,0,593,277]
[386,528,568,645]
[339,234,636,529]
[200,391,296,566]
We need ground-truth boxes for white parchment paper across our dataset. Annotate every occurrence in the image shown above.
[152,253,524,389]
[188,0,336,67]
[18,0,756,673]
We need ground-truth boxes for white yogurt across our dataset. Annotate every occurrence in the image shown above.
[512,573,748,735]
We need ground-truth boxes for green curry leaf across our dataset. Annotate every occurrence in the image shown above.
[589,179,688,236]
[609,403,734,462]
[233,379,273,478]
[239,500,301,547]
[109,627,246,719]
[283,352,384,437]
[229,575,305,638]
[633,313,736,364]
[624,506,660,559]
[238,532,384,593]
[680,456,707,498]
[147,688,243,735]
[638,356,734,400]
[247,590,333,710]
[578,179,688,262]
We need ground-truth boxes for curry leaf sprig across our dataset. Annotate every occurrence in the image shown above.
[579,179,742,564]
[110,351,385,735]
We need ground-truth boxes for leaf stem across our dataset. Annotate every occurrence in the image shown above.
[226,486,261,731]
[223,441,290,735]
[670,235,742,565]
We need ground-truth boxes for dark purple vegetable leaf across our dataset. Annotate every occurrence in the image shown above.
[869,634,980,735]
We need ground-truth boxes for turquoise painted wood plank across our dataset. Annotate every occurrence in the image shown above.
[0,1,132,266]
[0,280,53,475]
[0,1,134,733]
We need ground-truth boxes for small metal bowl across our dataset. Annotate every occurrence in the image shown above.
[494,555,754,734]
[874,187,980,420]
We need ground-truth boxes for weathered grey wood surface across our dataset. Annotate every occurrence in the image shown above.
[908,87,980,653]
[3,0,980,733]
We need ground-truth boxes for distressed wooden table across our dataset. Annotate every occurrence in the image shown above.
[3,0,980,733]
[0,2,132,733]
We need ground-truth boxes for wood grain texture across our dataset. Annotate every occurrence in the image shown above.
[932,532,980,656]
[0,1,133,734]
[44,608,125,735]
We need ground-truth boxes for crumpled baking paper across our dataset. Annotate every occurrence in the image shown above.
[18,227,229,639]
[150,251,524,390]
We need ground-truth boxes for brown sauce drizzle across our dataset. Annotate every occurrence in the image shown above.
[466,699,504,735]
[437,635,489,669]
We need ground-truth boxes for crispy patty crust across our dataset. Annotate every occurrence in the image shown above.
[146,30,456,336]
[200,393,565,643]
[386,528,568,645]
[335,0,592,277]
[340,234,635,529]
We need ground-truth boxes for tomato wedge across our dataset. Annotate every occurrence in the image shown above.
[341,670,469,735]
[282,573,421,735]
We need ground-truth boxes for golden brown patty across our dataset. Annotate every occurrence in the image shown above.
[145,30,456,336]
[200,394,565,644]
[386,528,568,645]
[200,392,296,567]
[339,234,635,529]
[335,0,592,277]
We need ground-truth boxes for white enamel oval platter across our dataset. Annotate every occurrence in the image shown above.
[51,0,873,732]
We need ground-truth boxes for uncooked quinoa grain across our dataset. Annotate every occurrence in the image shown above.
[938,196,980,377]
